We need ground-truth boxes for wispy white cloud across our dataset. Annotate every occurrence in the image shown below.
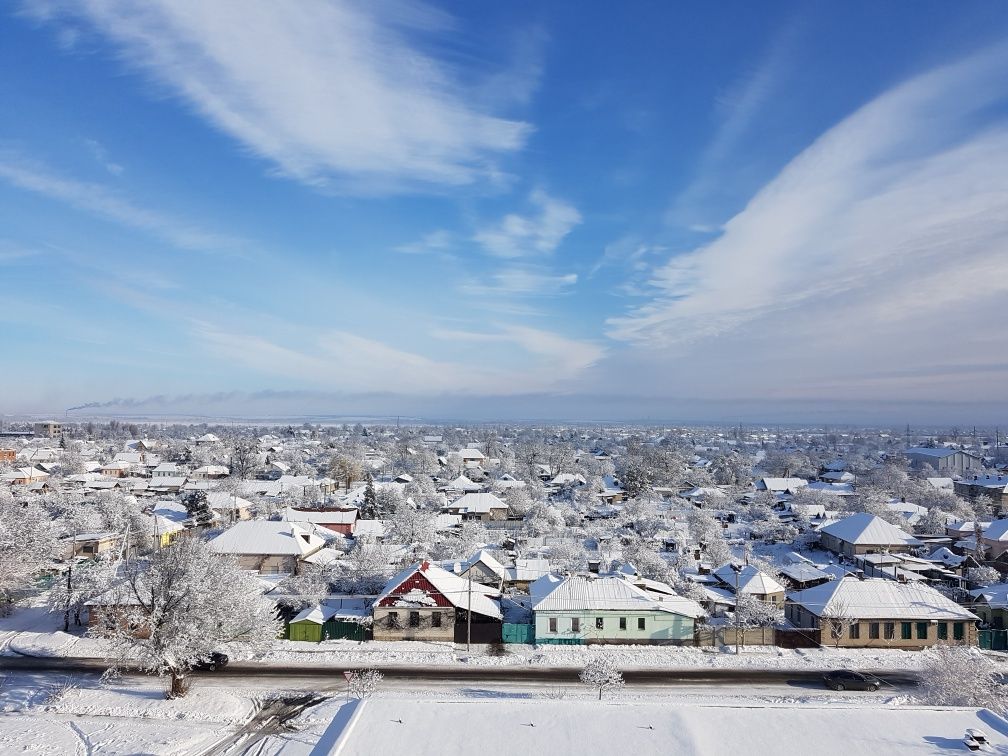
[29,0,533,192]
[83,138,124,175]
[668,21,801,230]
[0,152,241,252]
[473,189,582,258]
[604,45,1008,404]
[192,320,602,394]
[394,229,455,256]
[459,266,577,298]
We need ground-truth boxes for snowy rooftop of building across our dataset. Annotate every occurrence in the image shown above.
[819,512,922,546]
[788,577,978,620]
[209,520,324,557]
[311,699,1008,756]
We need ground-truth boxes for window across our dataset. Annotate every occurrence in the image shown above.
[409,611,420,628]
[548,617,557,633]
[638,617,646,631]
[849,622,860,639]
[431,612,441,628]
[916,622,928,640]
[869,622,880,639]
[937,622,948,640]
[884,622,895,640]
[901,622,912,640]
[571,618,581,632]
[619,617,627,630]
[953,622,965,641]
[596,617,604,630]
[387,611,399,629]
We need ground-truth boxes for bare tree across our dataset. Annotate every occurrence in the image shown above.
[820,599,856,649]
[230,439,258,480]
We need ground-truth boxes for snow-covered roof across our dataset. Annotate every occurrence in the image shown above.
[464,550,509,581]
[450,492,507,514]
[375,561,501,619]
[757,477,808,492]
[209,520,325,557]
[788,577,978,620]
[777,563,830,584]
[712,565,785,595]
[907,446,959,458]
[446,474,483,492]
[507,557,552,583]
[927,546,965,567]
[970,583,1008,609]
[283,507,357,525]
[983,520,1008,542]
[532,574,704,618]
[206,491,255,512]
[819,512,922,546]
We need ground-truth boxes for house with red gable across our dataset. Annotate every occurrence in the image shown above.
[371,560,502,643]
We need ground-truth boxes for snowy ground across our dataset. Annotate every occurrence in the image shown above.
[0,670,259,755]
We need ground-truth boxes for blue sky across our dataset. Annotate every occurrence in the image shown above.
[2,1,1008,423]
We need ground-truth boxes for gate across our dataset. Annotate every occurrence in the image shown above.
[979,629,1008,651]
[502,623,534,644]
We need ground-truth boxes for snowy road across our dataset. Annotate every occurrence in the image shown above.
[0,655,920,692]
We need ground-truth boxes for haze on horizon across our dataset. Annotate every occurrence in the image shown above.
[2,2,1008,425]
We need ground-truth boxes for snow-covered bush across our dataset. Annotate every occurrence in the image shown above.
[348,668,384,699]
[919,644,1007,713]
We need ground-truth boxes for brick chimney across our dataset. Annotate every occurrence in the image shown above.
[420,560,430,572]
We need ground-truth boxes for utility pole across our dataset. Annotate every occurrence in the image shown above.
[732,563,742,655]
[467,572,472,653]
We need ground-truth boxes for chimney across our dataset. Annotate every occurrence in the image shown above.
[420,560,430,572]
[855,569,865,581]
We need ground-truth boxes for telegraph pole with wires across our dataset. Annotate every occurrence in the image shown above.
[467,571,473,653]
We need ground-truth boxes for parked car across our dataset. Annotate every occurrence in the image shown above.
[193,652,229,671]
[823,669,879,691]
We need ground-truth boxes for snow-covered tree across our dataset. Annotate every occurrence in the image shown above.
[524,502,565,537]
[387,501,436,550]
[92,537,281,697]
[0,496,57,613]
[347,668,384,699]
[503,487,533,518]
[361,473,378,519]
[919,644,1007,713]
[965,565,1002,587]
[48,553,117,630]
[546,542,588,573]
[329,452,363,492]
[229,439,258,479]
[734,593,783,631]
[580,654,625,700]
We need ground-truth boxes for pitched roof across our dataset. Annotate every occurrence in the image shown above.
[283,507,358,525]
[983,520,1008,542]
[375,561,501,619]
[209,520,325,557]
[450,492,507,514]
[464,550,508,581]
[788,577,978,620]
[820,512,922,546]
[713,565,785,595]
[531,574,704,618]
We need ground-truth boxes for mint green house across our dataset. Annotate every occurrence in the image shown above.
[531,574,706,645]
